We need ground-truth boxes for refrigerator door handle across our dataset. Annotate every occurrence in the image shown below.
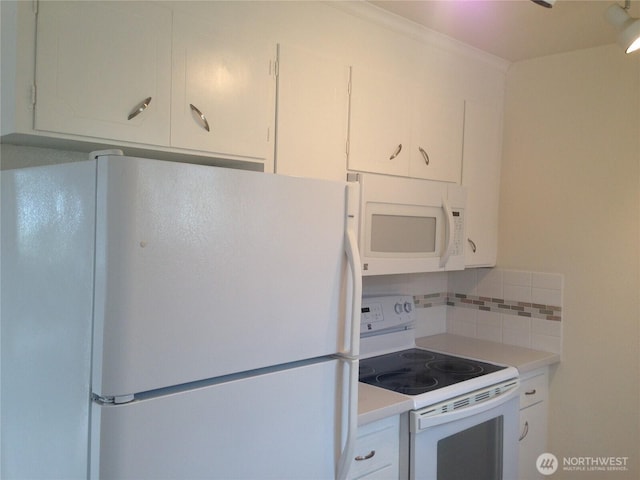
[336,198,362,480]
[344,220,362,358]
[336,356,358,480]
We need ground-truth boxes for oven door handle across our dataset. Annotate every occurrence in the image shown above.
[413,383,519,432]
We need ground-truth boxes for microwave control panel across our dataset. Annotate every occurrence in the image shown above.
[452,209,464,256]
[361,295,416,334]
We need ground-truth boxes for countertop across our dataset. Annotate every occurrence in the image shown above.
[357,333,560,425]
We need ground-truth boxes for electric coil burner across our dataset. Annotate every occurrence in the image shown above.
[359,348,508,395]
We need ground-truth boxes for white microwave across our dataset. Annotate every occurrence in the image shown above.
[352,173,466,276]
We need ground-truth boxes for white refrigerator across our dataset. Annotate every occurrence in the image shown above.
[1,152,361,479]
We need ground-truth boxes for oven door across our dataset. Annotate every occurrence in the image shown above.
[409,385,519,480]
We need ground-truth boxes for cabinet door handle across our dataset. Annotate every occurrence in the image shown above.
[519,421,529,441]
[355,450,376,461]
[127,97,152,120]
[418,146,430,165]
[467,238,477,253]
[189,104,211,132]
[525,389,537,395]
[389,144,402,160]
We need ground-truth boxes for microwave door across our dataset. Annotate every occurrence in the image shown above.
[369,213,437,255]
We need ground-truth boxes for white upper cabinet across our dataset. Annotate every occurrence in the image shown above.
[171,10,274,161]
[348,66,412,177]
[18,1,274,166]
[349,65,464,182]
[462,98,504,267]
[274,44,351,182]
[410,86,464,183]
[34,1,172,146]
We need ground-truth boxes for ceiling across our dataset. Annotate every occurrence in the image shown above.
[369,0,640,62]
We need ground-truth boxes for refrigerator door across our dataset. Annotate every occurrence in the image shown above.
[91,359,344,479]
[1,161,95,478]
[93,156,350,398]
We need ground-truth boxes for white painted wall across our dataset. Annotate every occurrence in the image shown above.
[499,44,640,478]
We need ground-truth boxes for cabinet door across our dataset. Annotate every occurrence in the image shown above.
[519,403,548,480]
[171,10,274,161]
[348,416,399,480]
[34,1,171,145]
[410,85,464,183]
[275,44,350,181]
[348,66,411,176]
[462,98,503,267]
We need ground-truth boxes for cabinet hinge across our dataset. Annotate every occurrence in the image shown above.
[32,0,38,15]
[271,59,279,78]
[31,84,37,106]
[346,172,360,182]
[92,393,135,405]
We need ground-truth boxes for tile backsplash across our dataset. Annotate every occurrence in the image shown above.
[414,268,563,354]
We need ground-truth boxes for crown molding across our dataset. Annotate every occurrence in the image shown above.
[327,1,510,73]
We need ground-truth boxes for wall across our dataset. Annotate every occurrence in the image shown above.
[499,44,640,478]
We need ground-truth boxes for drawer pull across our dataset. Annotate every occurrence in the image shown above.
[355,450,376,461]
[525,389,537,395]
[519,421,529,441]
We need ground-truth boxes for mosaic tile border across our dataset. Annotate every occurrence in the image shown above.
[414,293,448,308]
[414,292,562,322]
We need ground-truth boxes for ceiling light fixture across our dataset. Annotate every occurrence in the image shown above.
[606,0,640,54]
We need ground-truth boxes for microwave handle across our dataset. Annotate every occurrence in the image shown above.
[440,196,455,268]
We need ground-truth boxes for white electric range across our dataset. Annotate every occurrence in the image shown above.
[359,295,520,480]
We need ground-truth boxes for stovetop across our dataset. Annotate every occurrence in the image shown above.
[359,348,508,395]
[358,295,519,410]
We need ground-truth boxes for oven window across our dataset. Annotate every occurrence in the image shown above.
[370,214,436,253]
[437,416,503,480]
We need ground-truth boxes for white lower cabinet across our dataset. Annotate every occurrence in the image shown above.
[348,416,400,480]
[519,368,549,480]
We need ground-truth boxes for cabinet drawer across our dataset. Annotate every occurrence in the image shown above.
[349,416,399,480]
[520,372,548,409]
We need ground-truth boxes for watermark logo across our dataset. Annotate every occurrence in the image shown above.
[537,453,559,475]
[536,453,630,475]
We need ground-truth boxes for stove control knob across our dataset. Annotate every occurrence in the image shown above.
[403,301,413,313]
[394,302,403,314]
